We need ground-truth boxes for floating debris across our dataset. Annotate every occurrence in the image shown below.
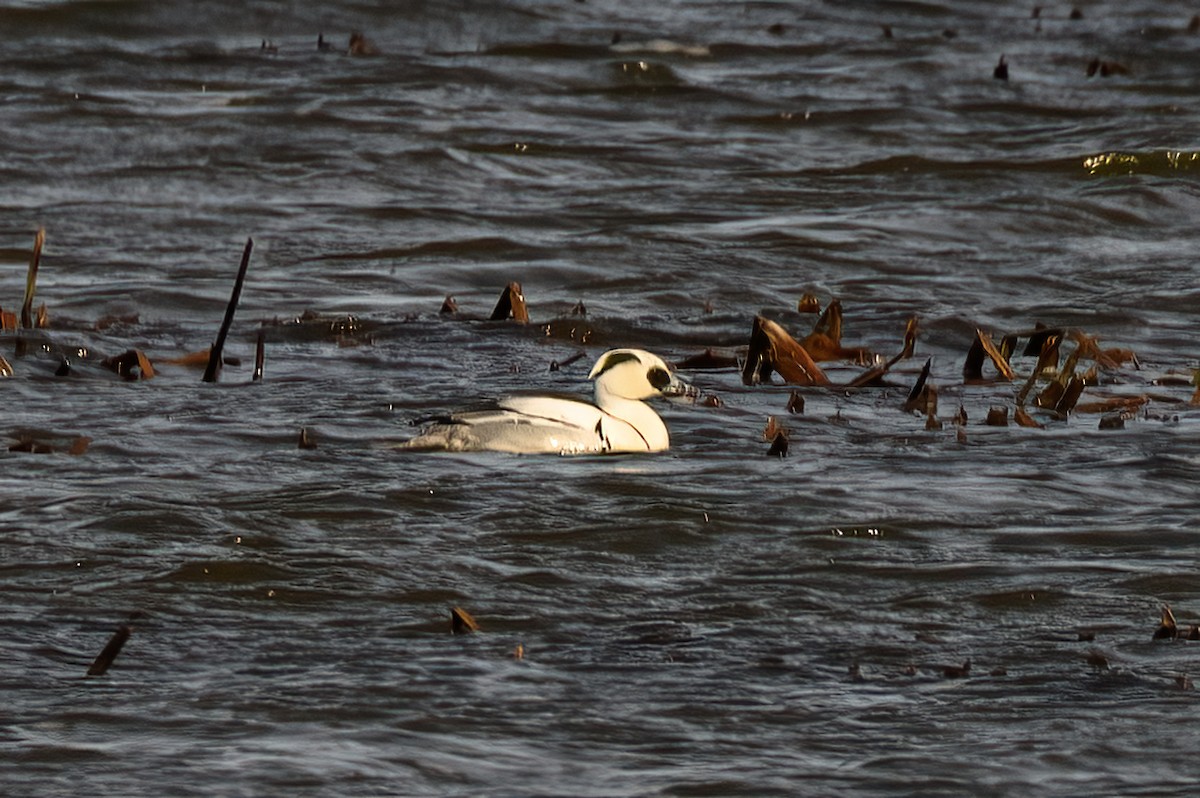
[95,313,139,331]
[1087,58,1129,78]
[786,390,805,414]
[986,407,1009,427]
[1151,605,1198,640]
[993,55,1008,81]
[1070,330,1137,370]
[489,281,529,324]
[742,316,828,386]
[1049,377,1085,416]
[801,299,871,363]
[1013,405,1043,429]
[348,31,379,56]
[166,350,241,369]
[797,293,821,314]
[964,329,1015,382]
[1154,605,1178,640]
[549,351,586,372]
[844,315,917,389]
[100,350,156,381]
[767,432,788,457]
[764,416,789,457]
[439,295,459,315]
[943,660,971,679]
[9,434,90,455]
[763,416,786,441]
[451,606,480,634]
[298,427,317,450]
[1032,332,1062,375]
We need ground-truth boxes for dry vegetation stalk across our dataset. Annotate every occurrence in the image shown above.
[975,329,1015,381]
[14,228,44,357]
[451,606,480,634]
[203,237,254,383]
[20,228,44,330]
[489,281,529,324]
[742,316,829,386]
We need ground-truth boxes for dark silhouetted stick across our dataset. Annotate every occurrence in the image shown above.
[203,237,254,383]
[87,624,131,676]
[253,326,265,381]
[901,358,932,413]
[549,351,586,372]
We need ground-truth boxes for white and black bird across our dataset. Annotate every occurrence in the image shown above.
[399,349,689,454]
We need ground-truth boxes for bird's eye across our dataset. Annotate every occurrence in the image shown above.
[647,367,671,389]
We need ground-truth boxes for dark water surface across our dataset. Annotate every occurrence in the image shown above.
[3,1,1200,795]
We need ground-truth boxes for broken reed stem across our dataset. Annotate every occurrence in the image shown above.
[450,606,480,634]
[489,281,529,324]
[1014,364,1040,407]
[203,237,254,383]
[253,326,265,381]
[14,228,44,357]
[87,624,132,676]
[21,228,44,329]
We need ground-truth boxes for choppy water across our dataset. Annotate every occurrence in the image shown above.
[3,1,1200,795]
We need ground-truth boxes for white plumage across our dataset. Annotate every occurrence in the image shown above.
[399,349,687,454]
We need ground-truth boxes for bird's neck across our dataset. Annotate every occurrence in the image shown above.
[594,391,669,451]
